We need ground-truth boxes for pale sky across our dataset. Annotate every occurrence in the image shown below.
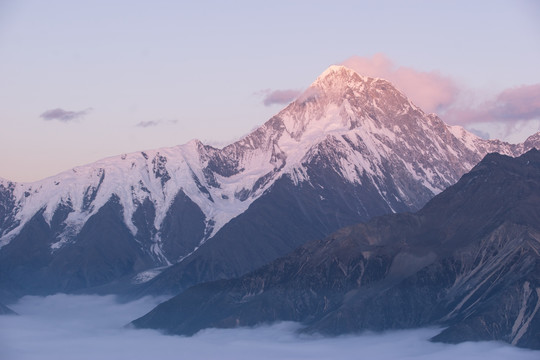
[1,0,539,182]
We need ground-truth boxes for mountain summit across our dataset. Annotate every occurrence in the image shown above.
[1,65,539,300]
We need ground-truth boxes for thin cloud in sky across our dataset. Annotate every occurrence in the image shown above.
[0,294,538,360]
[468,128,490,140]
[444,84,540,125]
[258,89,302,106]
[40,108,92,122]
[135,119,179,128]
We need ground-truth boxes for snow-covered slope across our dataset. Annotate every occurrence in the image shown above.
[0,140,245,262]
[132,149,540,350]
[1,65,539,297]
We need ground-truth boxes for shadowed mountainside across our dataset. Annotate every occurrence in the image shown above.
[133,149,540,350]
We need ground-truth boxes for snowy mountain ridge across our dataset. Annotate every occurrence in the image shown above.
[0,65,538,269]
[0,140,257,262]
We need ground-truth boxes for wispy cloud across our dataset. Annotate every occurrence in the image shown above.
[257,89,302,106]
[468,128,490,139]
[135,119,179,128]
[341,54,459,114]
[444,84,540,125]
[40,108,92,122]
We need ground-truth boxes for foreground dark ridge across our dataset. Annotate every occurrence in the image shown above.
[132,149,540,350]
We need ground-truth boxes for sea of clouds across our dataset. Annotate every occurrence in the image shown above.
[0,294,538,360]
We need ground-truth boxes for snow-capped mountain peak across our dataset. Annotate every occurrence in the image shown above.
[1,65,539,280]
[278,65,422,143]
[314,64,368,86]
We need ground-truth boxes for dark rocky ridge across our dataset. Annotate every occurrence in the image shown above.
[132,150,540,350]
[0,181,18,236]
[0,196,155,299]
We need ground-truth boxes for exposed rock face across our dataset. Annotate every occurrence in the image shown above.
[132,150,540,350]
[1,65,540,300]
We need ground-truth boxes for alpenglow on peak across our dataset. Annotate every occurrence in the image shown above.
[277,64,421,141]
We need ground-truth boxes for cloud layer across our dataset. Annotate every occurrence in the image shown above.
[259,89,302,106]
[40,108,92,122]
[135,119,179,128]
[0,294,538,360]
[444,84,540,125]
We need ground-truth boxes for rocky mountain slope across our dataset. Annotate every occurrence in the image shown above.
[132,149,540,350]
[1,66,539,300]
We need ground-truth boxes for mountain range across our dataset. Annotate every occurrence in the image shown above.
[1,65,539,306]
[132,149,540,349]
